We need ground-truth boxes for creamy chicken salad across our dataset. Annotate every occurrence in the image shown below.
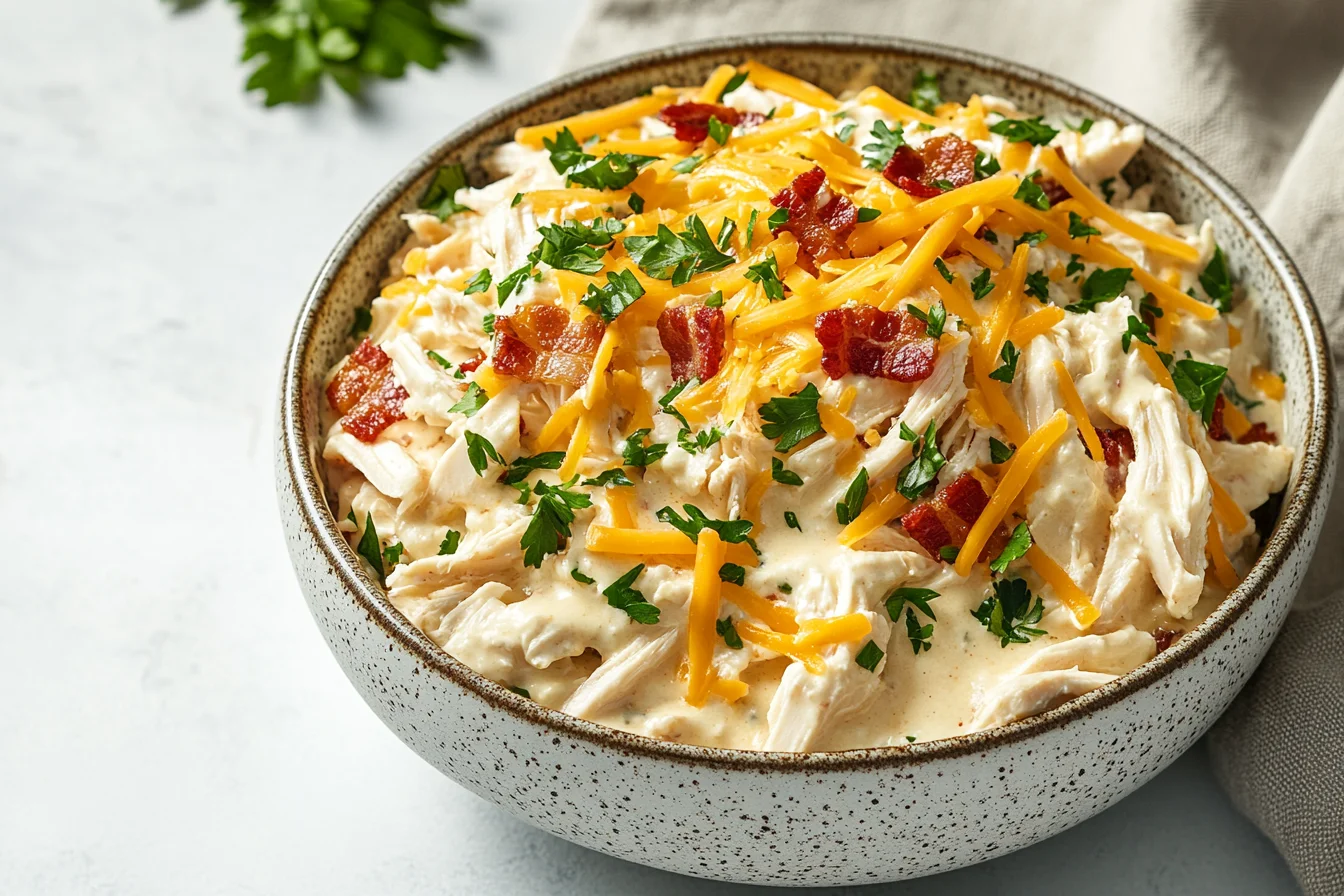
[321,62,1292,751]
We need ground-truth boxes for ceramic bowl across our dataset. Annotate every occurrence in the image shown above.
[276,34,1337,886]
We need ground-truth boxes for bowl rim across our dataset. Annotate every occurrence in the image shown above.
[280,32,1337,769]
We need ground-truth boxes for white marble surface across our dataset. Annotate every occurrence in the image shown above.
[0,1,1301,892]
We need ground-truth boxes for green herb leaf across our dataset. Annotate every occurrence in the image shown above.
[766,207,790,230]
[533,218,623,274]
[1014,230,1048,248]
[989,340,1020,383]
[886,586,939,622]
[507,685,530,698]
[1122,314,1156,353]
[837,121,857,143]
[521,477,592,568]
[745,208,760,248]
[602,563,659,623]
[621,428,669,469]
[1071,118,1094,134]
[784,510,802,532]
[1099,177,1117,203]
[759,382,822,451]
[656,504,754,544]
[355,512,385,585]
[933,257,954,284]
[970,267,994,300]
[657,381,692,430]
[481,313,496,336]
[1223,378,1263,412]
[511,192,524,207]
[1066,254,1084,277]
[716,217,737,251]
[989,437,1015,464]
[856,207,881,223]
[1066,267,1132,313]
[543,127,593,174]
[745,253,785,301]
[989,116,1059,145]
[897,420,945,501]
[447,382,489,417]
[719,70,748,100]
[861,120,906,170]
[570,567,596,585]
[438,528,461,556]
[989,522,1032,574]
[495,264,533,306]
[1200,245,1234,312]
[678,426,725,455]
[707,116,732,145]
[627,192,645,213]
[716,616,744,648]
[419,164,471,220]
[1172,359,1229,426]
[463,269,492,295]
[349,306,372,338]
[567,152,659,190]
[973,577,1046,646]
[704,290,725,308]
[580,269,646,322]
[939,545,960,562]
[909,70,942,115]
[583,467,636,488]
[624,216,734,286]
[1013,174,1052,210]
[672,155,704,174]
[974,150,1001,180]
[464,431,503,475]
[905,608,934,654]
[855,640,885,672]
[771,456,804,486]
[835,467,869,525]
[1024,270,1051,302]
[382,541,404,567]
[1067,211,1101,240]
[719,563,746,586]
[905,301,946,338]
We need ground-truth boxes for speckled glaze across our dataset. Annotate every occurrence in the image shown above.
[276,35,1337,886]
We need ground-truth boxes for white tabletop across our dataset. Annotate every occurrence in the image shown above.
[0,1,1301,892]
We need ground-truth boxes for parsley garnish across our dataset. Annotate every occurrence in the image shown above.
[745,253,785,301]
[624,216,734,286]
[856,207,881,223]
[905,608,934,654]
[778,582,793,594]
[1024,270,1051,302]
[1122,315,1156,353]
[989,522,1032,574]
[837,121,857,143]
[420,163,471,220]
[382,542,405,567]
[933,257,954,284]
[1099,177,1117,203]
[481,313,496,336]
[855,640,885,672]
[970,267,994,300]
[1172,359,1229,426]
[657,381,692,430]
[766,207,789,230]
[602,564,659,623]
[897,420,945,501]
[511,192,524,207]
[656,504,754,544]
[495,264,533,306]
[719,563,746,586]
[672,155,704,174]
[521,477,592,568]
[989,116,1059,145]
[974,150,1001,179]
[973,578,1046,646]
[464,431,503,475]
[349,306,372,338]
[887,586,939,653]
[716,616,743,648]
[835,467,869,525]
[861,120,906,170]
[1065,267,1132,313]
[463,269,492,295]
[989,340,1020,383]
[784,510,802,532]
[704,290,725,308]
[1071,118,1095,134]
[1066,254,1084,276]
[580,269,645,322]
[678,426,725,454]
[499,453,566,490]
[354,512,385,585]
[771,456,804,486]
[438,529,461,556]
[909,70,942,115]
[533,218,623,274]
[1014,230,1048,248]
[583,468,635,488]
[1013,174,1051,210]
[939,545,960,562]
[567,152,659,191]
[989,437,1015,464]
[759,383,823,451]
[1067,211,1101,240]
[707,116,731,145]
[745,208,760,248]
[448,382,489,417]
[716,217,737,251]
[627,192,645,213]
[1199,245,1233,312]
[570,568,596,585]
[719,70,748,100]
[621,428,669,469]
[906,301,946,338]
[427,349,452,370]
[542,128,591,174]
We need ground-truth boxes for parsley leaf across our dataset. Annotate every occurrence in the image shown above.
[1172,359,1229,426]
[897,420,945,501]
[771,456,804,486]
[481,312,496,335]
[621,428,669,469]
[521,477,591,568]
[784,510,802,531]
[382,541,405,567]
[855,640,885,672]
[1067,211,1101,240]
[495,264,533,306]
[580,269,645,322]
[1066,267,1132,313]
[570,568,596,585]
[989,116,1059,145]
[463,269,492,295]
[1014,230,1048,248]
[939,545,961,562]
[1099,177,1117,203]
[973,578,1046,646]
[448,382,489,417]
[677,426,725,455]
[603,564,659,623]
[707,116,731,145]
[745,253,785,301]
[1013,174,1052,210]
[766,207,789,230]
[716,616,743,648]
[354,511,385,585]
[704,290,724,308]
[989,340,1020,383]
[583,467,635,488]
[719,70,748,100]
[719,563,746,585]
[656,504,754,544]
[543,129,594,173]
[627,192,645,213]
[624,216,734,286]
[496,452,566,490]
[909,70,942,115]
[885,586,939,623]
[989,437,1015,464]
[657,381,691,430]
[970,267,994,300]
[759,383,823,451]
[349,306,372,338]
[438,528,460,556]
[533,218,622,274]
[1200,245,1234,312]
[905,609,934,654]
[420,163,471,220]
[716,217,737,251]
[1122,314,1156,353]
[933,257,955,284]
[745,208,760,248]
[464,431,503,475]
[1071,118,1095,134]
[672,155,704,174]
[835,467,869,525]
[856,207,881,223]
[1066,254,1085,276]
[974,150,1001,180]
[905,301,946,338]
[567,152,659,190]
[838,121,857,143]
[861,120,906,170]
[1024,270,1051,302]
[989,522,1032,574]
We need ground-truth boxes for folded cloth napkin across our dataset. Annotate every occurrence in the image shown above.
[567,2,1344,891]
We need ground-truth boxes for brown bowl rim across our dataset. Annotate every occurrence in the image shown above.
[280,33,1337,770]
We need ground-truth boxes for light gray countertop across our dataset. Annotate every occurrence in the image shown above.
[0,1,1300,892]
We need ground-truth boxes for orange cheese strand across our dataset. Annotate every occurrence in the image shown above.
[838,482,910,547]
[819,400,856,441]
[794,613,872,648]
[584,326,619,409]
[1009,305,1064,346]
[1206,518,1240,589]
[742,61,840,111]
[854,175,1016,255]
[1025,545,1100,628]
[585,526,760,567]
[736,622,827,674]
[1053,360,1104,464]
[955,409,1069,577]
[971,349,1031,446]
[854,85,942,127]
[1222,400,1253,440]
[1250,366,1286,401]
[685,530,726,707]
[722,583,799,634]
[1135,342,1178,393]
[604,488,637,528]
[1210,476,1250,534]
[925,270,983,329]
[952,230,1004,269]
[515,94,667,147]
[876,206,975,310]
[558,409,595,480]
[980,243,1029,360]
[534,396,585,451]
[697,63,739,103]
[708,676,749,704]
[1037,150,1200,264]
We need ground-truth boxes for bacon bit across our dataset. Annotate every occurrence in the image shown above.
[1238,422,1278,445]
[325,338,408,442]
[770,166,858,265]
[1153,626,1183,652]
[492,303,605,387]
[899,472,1010,562]
[658,303,726,382]
[1035,174,1070,206]
[657,102,764,143]
[1208,394,1230,441]
[1092,427,1135,497]
[882,135,978,198]
[458,350,485,374]
[814,305,938,382]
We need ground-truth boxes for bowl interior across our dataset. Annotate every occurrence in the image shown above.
[284,35,1334,760]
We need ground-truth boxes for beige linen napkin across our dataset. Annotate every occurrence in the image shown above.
[565,2,1344,891]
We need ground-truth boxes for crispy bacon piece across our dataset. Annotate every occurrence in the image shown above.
[458,350,485,374]
[814,305,938,382]
[1208,394,1230,441]
[1092,427,1136,496]
[1035,174,1070,206]
[492,304,605,387]
[325,338,408,443]
[899,472,1011,562]
[1238,422,1278,445]
[770,166,858,265]
[1153,626,1183,653]
[657,303,725,382]
[881,134,978,198]
[657,102,765,143]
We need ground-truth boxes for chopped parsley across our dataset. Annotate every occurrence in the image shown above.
[905,609,934,654]
[704,289,724,308]
[909,70,942,115]
[989,437,1016,464]
[973,578,1046,646]
[861,120,906,170]
[988,522,1032,574]
[627,192,645,213]
[767,207,789,230]
[382,542,404,567]
[349,306,372,338]
[511,192,524,207]
[464,431,503,475]
[624,216,734,286]
[906,301,946,338]
[481,313,495,335]
[716,217,737,251]
[498,452,565,492]
[939,545,961,562]
[1172,359,1229,426]
[1071,117,1095,134]
[719,70,748,100]
[835,467,869,526]
[582,468,635,488]
[716,616,743,648]
[621,428,669,469]
[989,116,1059,145]
[521,477,592,569]
[671,154,704,174]
[1099,177,1117,203]
[656,504,754,544]
[542,128,591,175]
[1199,245,1234,312]
[1013,174,1052,210]
[745,253,785,301]
[1066,254,1085,276]
[784,510,802,531]
[420,163,471,219]
[567,568,596,586]
[565,149,659,191]
[657,381,692,430]
[771,456,804,486]
[989,340,1020,383]
[580,269,645,322]
[1024,270,1051,302]
[719,563,746,586]
[600,564,659,623]
[678,426,725,455]
[507,685,530,698]
[447,382,489,417]
[1121,314,1156,353]
[706,116,732,145]
[426,349,453,370]
[463,268,492,295]
[495,264,533,306]
[1065,267,1132,313]
[759,383,823,451]
[745,208,760,248]
[837,121,857,143]
[886,586,939,623]
[533,218,623,274]
[974,150,1001,180]
[856,206,881,223]
[1067,211,1101,240]
[354,512,385,585]
[933,257,954,284]
[970,267,995,300]
[897,420,946,501]
[854,640,885,672]
[1014,230,1048,248]
[438,528,461,556]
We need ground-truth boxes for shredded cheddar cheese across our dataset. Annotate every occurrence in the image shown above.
[686,530,726,707]
[1054,360,1104,464]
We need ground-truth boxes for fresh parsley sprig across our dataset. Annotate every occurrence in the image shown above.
[759,383,823,452]
[861,120,906,170]
[973,578,1046,646]
[835,468,869,526]
[521,477,592,568]
[656,504,754,544]
[624,216,734,286]
[603,564,659,623]
[896,421,946,501]
[988,522,1032,574]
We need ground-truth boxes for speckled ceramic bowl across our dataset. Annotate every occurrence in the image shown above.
[277,34,1337,886]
